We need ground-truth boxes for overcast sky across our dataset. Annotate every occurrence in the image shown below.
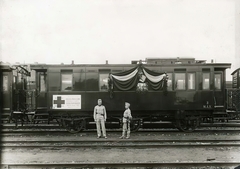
[1,0,239,80]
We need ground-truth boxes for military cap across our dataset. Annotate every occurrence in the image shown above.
[125,102,130,107]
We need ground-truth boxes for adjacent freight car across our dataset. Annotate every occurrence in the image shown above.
[231,68,240,89]
[1,58,240,133]
[226,68,240,117]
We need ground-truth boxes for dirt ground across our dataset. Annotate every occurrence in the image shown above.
[1,131,240,167]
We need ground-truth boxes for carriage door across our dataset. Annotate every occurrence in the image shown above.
[36,71,47,110]
[25,70,37,112]
[213,72,224,107]
[2,72,12,115]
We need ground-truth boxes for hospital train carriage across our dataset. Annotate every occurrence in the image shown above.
[1,58,240,133]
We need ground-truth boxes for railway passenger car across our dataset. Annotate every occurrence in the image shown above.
[0,63,31,124]
[1,58,239,133]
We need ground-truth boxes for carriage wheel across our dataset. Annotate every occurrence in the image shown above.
[63,119,85,134]
[176,118,199,132]
[130,120,141,132]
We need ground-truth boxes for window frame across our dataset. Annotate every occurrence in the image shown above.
[61,70,73,91]
[187,72,196,90]
[2,75,8,92]
[202,72,210,90]
[39,72,47,92]
[214,72,222,90]
[167,73,173,91]
[99,73,110,92]
[174,72,186,90]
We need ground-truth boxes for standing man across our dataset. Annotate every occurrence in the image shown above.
[93,99,107,139]
[120,102,132,139]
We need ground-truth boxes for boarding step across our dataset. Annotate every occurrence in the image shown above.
[213,111,228,115]
[213,111,230,122]
[1,113,11,123]
[214,105,224,108]
[214,105,225,111]
[226,109,240,119]
[1,118,10,123]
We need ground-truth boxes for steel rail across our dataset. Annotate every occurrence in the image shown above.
[2,128,240,134]
[2,139,240,143]
[2,139,240,148]
[2,162,240,168]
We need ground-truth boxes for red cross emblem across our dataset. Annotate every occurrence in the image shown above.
[53,96,65,108]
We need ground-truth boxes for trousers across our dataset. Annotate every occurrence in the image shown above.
[96,118,106,137]
[122,122,130,137]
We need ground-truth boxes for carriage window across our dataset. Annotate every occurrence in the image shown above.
[167,73,172,91]
[202,73,210,90]
[18,74,22,83]
[61,71,73,91]
[99,74,109,91]
[188,73,195,90]
[85,73,98,91]
[214,74,222,90]
[13,76,17,90]
[40,74,47,92]
[174,73,186,90]
[2,75,8,92]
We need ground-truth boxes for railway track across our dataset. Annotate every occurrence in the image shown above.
[2,162,240,169]
[2,128,240,136]
[2,139,240,148]
[2,134,240,168]
[2,119,240,130]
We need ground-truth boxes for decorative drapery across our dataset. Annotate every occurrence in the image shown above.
[108,65,167,92]
[143,69,165,83]
[111,68,138,81]
[109,67,139,91]
[142,67,166,90]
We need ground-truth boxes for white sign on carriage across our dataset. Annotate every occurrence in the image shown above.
[52,95,81,109]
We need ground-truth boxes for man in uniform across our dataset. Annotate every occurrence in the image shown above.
[119,102,132,139]
[93,99,107,139]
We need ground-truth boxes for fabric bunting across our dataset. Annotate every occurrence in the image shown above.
[111,68,138,81]
[112,75,139,91]
[109,65,167,91]
[143,69,165,83]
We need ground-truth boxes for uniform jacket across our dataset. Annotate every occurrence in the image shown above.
[123,108,132,123]
[93,105,107,121]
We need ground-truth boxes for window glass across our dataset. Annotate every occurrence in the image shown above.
[49,73,60,91]
[203,73,210,90]
[85,73,98,91]
[174,73,186,90]
[99,74,109,91]
[40,74,46,92]
[16,73,23,89]
[214,74,221,90]
[167,73,172,91]
[73,72,85,91]
[188,73,195,90]
[61,73,72,91]
[3,75,8,92]
[13,76,17,90]
[18,75,22,83]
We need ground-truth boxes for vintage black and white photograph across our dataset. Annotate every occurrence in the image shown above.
[1,0,240,168]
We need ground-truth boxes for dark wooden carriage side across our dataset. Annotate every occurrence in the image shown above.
[3,58,239,132]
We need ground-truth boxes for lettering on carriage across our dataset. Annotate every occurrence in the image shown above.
[52,95,81,109]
